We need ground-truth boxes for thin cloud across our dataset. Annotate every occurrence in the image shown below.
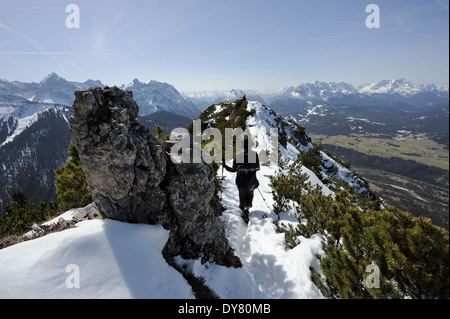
[383,18,449,44]
[435,0,449,11]
[0,51,81,55]
[0,21,68,72]
[198,30,392,61]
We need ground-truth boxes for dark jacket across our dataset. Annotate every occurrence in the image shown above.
[223,150,260,191]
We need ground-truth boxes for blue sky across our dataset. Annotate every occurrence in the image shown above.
[0,0,448,91]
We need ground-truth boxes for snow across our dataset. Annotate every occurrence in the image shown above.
[122,79,200,117]
[346,116,386,126]
[306,104,326,116]
[1,111,39,146]
[319,150,368,193]
[0,104,70,147]
[277,81,358,102]
[177,164,324,299]
[0,219,194,299]
[0,100,48,120]
[357,78,445,97]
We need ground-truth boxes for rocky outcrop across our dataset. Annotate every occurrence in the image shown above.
[69,87,240,267]
[69,87,167,225]
[162,158,234,265]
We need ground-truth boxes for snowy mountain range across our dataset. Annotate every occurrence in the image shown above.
[268,79,448,115]
[2,74,447,118]
[185,79,448,114]
[123,79,201,118]
[0,74,200,211]
[0,74,447,212]
[185,89,267,110]
[1,73,102,106]
[1,73,201,118]
[358,78,448,97]
[275,81,358,102]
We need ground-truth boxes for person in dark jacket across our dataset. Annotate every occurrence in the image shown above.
[223,137,260,222]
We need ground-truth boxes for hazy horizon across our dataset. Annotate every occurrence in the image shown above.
[2,72,449,95]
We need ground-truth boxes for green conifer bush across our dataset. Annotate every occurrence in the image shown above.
[55,144,92,212]
[270,158,449,299]
[0,190,58,239]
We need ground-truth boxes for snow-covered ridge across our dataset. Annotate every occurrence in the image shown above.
[122,79,201,118]
[0,99,372,299]
[278,81,358,101]
[0,101,70,147]
[1,73,201,118]
[185,79,448,112]
[5,73,104,107]
[358,78,448,97]
[243,101,367,191]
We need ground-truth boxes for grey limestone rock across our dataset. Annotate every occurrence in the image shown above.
[69,86,240,267]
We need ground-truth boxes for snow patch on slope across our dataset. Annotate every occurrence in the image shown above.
[0,218,194,299]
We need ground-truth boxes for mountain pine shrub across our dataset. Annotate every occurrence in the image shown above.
[300,146,323,176]
[1,190,58,239]
[270,158,449,299]
[154,125,164,141]
[55,144,92,212]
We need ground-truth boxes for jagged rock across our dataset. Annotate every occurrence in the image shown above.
[70,87,167,224]
[72,203,104,223]
[69,87,240,267]
[163,161,232,263]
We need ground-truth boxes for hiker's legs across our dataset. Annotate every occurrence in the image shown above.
[245,190,254,210]
[238,188,254,211]
[239,188,254,223]
[238,188,246,210]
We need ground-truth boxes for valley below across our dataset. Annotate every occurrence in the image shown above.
[317,141,449,231]
[285,98,449,232]
[313,134,449,171]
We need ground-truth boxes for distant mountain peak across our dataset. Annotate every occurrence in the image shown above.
[40,72,66,84]
[122,79,201,118]
[357,78,444,97]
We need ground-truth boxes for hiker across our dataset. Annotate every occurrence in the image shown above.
[222,137,260,222]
